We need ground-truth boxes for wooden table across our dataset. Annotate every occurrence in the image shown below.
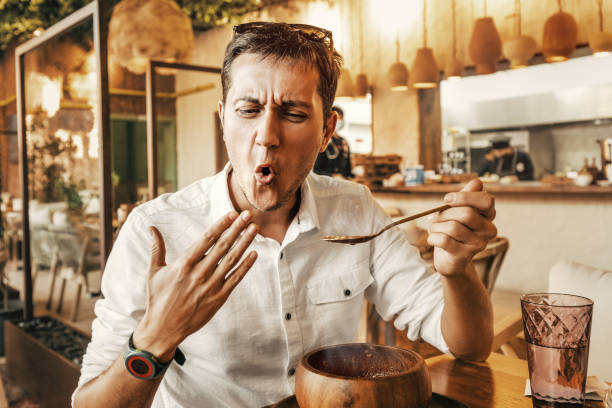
[427,352,604,408]
[270,352,605,407]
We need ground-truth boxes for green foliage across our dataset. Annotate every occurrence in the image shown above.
[0,0,291,53]
[54,179,84,211]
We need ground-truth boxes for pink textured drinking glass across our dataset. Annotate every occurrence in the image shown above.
[521,293,593,407]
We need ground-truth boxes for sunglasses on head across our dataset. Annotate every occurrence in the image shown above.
[233,21,334,55]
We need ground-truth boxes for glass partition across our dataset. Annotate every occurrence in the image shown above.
[15,2,110,321]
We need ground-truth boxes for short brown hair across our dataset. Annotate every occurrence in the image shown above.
[222,22,343,121]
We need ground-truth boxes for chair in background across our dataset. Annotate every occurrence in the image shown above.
[30,224,60,291]
[46,225,101,321]
[363,237,510,354]
[548,261,612,380]
[473,237,509,294]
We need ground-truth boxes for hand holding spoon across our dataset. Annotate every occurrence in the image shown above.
[322,204,450,244]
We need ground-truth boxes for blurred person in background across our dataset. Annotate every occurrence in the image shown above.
[313,106,353,179]
[477,134,534,181]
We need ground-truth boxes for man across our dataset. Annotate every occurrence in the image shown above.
[313,105,353,178]
[73,22,496,407]
[477,134,534,181]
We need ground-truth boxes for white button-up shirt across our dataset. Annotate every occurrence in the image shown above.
[74,166,448,407]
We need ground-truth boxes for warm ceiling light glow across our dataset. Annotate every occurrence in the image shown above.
[412,82,438,89]
[547,55,568,63]
[26,73,62,117]
[411,48,439,89]
[469,17,503,75]
[306,1,341,48]
[594,51,611,57]
[88,127,99,159]
[542,10,577,63]
[447,75,462,81]
[33,28,44,37]
[388,61,409,91]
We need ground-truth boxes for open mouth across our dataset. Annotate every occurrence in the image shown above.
[254,163,276,185]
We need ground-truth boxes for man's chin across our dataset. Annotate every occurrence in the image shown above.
[248,196,283,212]
[245,188,283,212]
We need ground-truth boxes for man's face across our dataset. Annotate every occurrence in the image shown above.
[219,53,336,212]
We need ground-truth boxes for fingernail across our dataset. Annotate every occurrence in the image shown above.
[444,193,456,203]
[228,211,238,220]
[247,224,257,234]
[241,210,252,222]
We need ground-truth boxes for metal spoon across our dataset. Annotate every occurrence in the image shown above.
[322,204,451,244]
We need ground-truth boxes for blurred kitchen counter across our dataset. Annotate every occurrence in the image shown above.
[371,181,612,195]
[371,182,612,297]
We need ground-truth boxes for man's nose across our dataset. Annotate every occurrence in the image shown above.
[254,110,280,148]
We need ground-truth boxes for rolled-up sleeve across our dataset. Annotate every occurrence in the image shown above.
[72,210,152,403]
[363,191,449,354]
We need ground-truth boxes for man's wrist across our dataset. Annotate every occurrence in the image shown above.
[132,326,179,363]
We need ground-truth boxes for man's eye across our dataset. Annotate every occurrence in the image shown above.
[238,108,260,115]
[283,111,307,121]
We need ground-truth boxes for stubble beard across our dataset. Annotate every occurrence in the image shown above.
[239,164,312,213]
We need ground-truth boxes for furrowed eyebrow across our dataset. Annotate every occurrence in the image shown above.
[237,96,261,104]
[281,100,311,110]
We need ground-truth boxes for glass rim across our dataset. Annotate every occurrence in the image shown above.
[520,292,594,307]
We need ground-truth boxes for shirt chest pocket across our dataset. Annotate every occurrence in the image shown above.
[306,259,374,304]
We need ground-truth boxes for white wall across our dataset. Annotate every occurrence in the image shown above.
[175,27,231,189]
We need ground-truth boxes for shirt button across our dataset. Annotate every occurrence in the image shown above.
[280,252,284,259]
[288,368,295,376]
[285,313,292,321]
[344,289,351,297]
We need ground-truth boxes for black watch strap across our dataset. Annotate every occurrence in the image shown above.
[124,333,185,380]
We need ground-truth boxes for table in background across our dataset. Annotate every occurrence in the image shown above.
[427,352,604,408]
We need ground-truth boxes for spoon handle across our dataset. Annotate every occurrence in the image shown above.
[377,204,451,236]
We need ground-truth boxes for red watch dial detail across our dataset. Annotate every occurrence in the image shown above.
[127,355,154,378]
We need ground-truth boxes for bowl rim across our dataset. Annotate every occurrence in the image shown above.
[298,342,426,381]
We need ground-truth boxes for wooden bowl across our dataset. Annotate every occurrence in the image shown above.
[295,343,431,408]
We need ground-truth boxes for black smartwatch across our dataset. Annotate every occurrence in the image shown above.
[124,333,185,380]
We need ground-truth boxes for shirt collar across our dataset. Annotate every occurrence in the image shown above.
[294,174,320,232]
[210,162,238,221]
[210,162,320,232]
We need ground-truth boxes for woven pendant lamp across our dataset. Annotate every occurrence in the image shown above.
[542,0,577,62]
[469,0,502,75]
[445,0,463,80]
[109,0,194,75]
[411,0,439,88]
[354,0,369,97]
[589,0,612,56]
[388,29,409,91]
[336,69,356,98]
[503,0,537,69]
[336,0,356,97]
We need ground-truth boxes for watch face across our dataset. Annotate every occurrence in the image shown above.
[127,355,154,379]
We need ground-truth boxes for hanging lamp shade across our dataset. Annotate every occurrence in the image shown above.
[589,31,612,56]
[355,73,369,97]
[503,35,537,69]
[388,62,409,92]
[445,56,463,80]
[469,17,502,75]
[411,48,439,88]
[542,11,577,62]
[109,0,194,75]
[336,68,355,97]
